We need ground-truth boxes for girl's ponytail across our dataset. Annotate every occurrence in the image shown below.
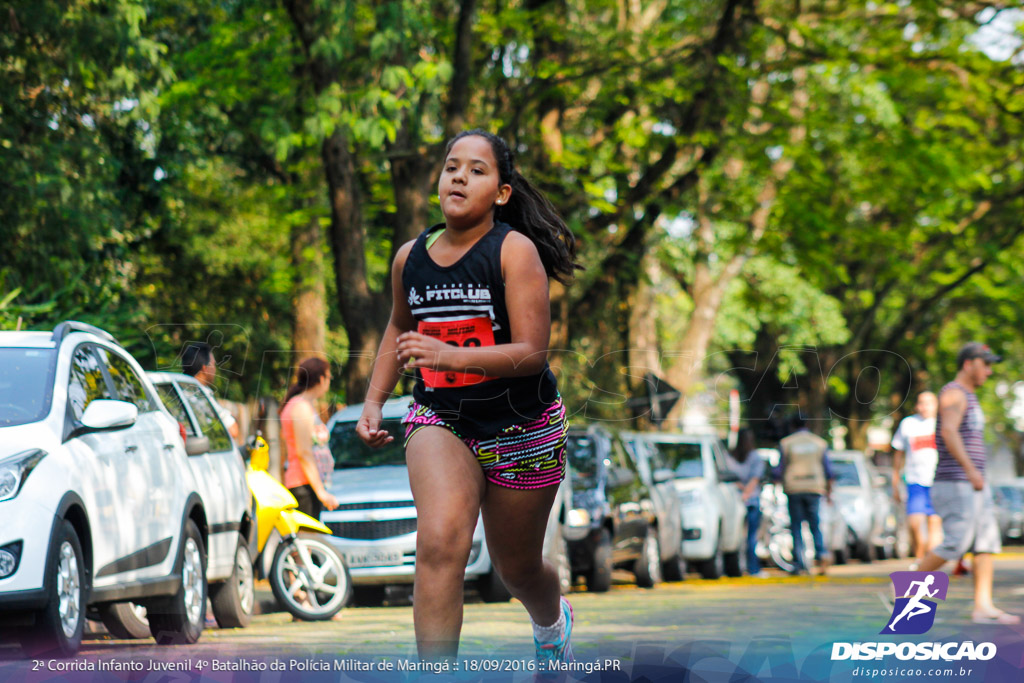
[445,130,582,284]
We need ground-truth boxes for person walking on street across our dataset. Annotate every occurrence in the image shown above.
[356,130,580,664]
[729,428,767,577]
[182,341,241,441]
[891,391,943,565]
[915,343,1019,624]
[281,357,338,519]
[774,414,835,576]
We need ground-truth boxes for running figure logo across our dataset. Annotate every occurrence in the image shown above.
[408,287,423,306]
[883,571,949,635]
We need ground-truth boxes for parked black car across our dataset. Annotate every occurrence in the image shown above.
[563,425,660,592]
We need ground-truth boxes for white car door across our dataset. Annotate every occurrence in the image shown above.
[65,344,133,585]
[95,347,176,578]
[710,439,743,551]
[177,379,243,576]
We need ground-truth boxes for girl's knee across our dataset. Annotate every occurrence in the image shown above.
[417,523,475,568]
[490,555,543,588]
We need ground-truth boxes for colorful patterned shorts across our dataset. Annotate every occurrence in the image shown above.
[403,398,568,490]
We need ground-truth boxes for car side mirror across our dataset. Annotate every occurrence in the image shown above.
[719,469,740,483]
[79,400,138,433]
[653,468,675,484]
[185,435,210,456]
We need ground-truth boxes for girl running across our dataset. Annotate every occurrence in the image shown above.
[356,130,580,663]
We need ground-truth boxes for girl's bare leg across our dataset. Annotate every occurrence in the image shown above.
[406,426,485,660]
[481,484,562,627]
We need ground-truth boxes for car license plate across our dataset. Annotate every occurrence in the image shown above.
[345,550,404,568]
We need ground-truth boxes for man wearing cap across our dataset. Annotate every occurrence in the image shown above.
[915,343,1019,624]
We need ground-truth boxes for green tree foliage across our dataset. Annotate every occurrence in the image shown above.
[1,0,165,327]
[2,0,1022,449]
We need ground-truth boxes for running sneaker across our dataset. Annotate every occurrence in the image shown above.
[535,597,574,667]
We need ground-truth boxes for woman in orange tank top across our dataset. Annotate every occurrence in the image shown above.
[280,357,338,518]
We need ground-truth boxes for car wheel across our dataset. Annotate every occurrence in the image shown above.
[21,520,86,657]
[478,568,513,603]
[662,538,686,582]
[634,528,662,588]
[855,539,875,564]
[547,525,573,595]
[895,525,911,560]
[586,528,613,593]
[723,545,745,578]
[698,528,725,580]
[98,602,150,640]
[210,534,254,628]
[349,586,387,607]
[148,519,207,645]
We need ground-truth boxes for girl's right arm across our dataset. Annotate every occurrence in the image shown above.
[356,240,418,447]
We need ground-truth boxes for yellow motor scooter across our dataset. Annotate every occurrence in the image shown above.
[246,435,351,620]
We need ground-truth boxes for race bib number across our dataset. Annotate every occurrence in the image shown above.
[418,317,496,388]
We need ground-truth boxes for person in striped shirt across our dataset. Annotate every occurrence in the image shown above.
[915,343,1019,625]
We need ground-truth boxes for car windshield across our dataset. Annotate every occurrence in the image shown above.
[832,460,861,486]
[997,486,1023,507]
[0,348,56,427]
[652,441,704,478]
[565,434,599,488]
[329,419,407,469]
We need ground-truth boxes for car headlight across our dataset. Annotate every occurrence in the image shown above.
[0,449,47,502]
[567,508,592,527]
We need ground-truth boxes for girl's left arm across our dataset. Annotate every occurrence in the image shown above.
[397,232,551,378]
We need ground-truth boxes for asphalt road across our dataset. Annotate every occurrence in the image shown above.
[3,554,1024,682]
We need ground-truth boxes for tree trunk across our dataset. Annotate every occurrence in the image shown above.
[320,129,388,401]
[291,215,327,363]
[663,274,726,428]
[628,255,666,427]
[390,146,435,261]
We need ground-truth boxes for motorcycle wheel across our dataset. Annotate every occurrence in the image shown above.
[269,533,351,621]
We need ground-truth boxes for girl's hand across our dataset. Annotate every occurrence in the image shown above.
[396,331,451,371]
[356,407,395,448]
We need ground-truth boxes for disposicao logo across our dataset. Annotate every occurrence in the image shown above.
[831,571,997,663]
[883,571,948,635]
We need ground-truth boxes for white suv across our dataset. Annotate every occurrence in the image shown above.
[633,433,747,579]
[0,322,246,656]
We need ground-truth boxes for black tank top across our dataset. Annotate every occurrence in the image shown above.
[402,221,559,439]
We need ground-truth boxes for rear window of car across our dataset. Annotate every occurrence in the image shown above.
[0,348,56,427]
[329,419,406,469]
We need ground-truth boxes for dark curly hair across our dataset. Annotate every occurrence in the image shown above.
[444,129,582,284]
